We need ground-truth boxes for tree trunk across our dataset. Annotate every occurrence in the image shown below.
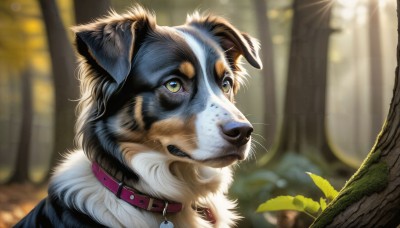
[368,0,384,147]
[352,11,363,157]
[252,0,277,148]
[270,0,351,173]
[312,1,400,226]
[8,68,33,183]
[38,0,78,172]
[73,0,111,24]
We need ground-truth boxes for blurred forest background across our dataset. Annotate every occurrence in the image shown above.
[0,0,397,227]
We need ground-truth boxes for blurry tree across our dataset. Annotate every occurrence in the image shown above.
[269,0,353,174]
[0,0,37,183]
[312,1,400,226]
[38,0,78,171]
[352,12,363,155]
[368,0,384,146]
[8,68,33,183]
[253,0,277,147]
[73,0,111,24]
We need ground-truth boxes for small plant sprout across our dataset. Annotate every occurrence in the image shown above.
[256,172,339,219]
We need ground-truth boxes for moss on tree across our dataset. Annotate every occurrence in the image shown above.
[311,149,389,228]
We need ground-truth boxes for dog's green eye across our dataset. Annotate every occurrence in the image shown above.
[165,80,182,93]
[222,78,232,93]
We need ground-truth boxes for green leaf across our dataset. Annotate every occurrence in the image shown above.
[256,196,298,213]
[306,172,339,201]
[320,198,327,211]
[256,195,320,214]
[293,195,320,215]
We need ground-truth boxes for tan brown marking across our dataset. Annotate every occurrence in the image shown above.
[120,142,152,161]
[215,59,226,79]
[179,61,195,79]
[134,96,145,129]
[147,116,198,154]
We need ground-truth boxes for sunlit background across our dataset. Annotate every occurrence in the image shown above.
[0,0,397,227]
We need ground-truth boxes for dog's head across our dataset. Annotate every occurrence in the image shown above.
[73,7,262,174]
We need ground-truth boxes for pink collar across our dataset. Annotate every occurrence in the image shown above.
[91,162,183,213]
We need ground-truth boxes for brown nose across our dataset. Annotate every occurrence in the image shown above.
[220,121,253,147]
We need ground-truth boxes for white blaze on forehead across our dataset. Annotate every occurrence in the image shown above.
[179,31,239,112]
[180,32,215,96]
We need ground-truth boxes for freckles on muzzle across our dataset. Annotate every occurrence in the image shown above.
[201,100,254,149]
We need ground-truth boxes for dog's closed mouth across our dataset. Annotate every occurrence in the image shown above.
[199,153,244,168]
[167,145,191,158]
[205,153,244,162]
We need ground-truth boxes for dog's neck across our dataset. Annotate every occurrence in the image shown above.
[124,151,233,205]
[50,150,238,227]
[92,161,219,224]
[91,160,184,213]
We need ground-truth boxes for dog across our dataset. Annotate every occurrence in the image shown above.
[16,5,262,228]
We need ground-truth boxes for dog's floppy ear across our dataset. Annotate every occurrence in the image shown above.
[187,14,262,69]
[72,9,155,85]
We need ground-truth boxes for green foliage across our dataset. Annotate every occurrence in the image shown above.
[319,198,327,211]
[256,196,300,212]
[293,195,320,215]
[257,172,338,219]
[257,195,320,218]
[306,172,339,201]
[231,153,324,227]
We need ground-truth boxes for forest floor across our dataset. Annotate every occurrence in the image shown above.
[0,183,47,228]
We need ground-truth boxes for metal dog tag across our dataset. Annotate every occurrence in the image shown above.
[160,220,174,228]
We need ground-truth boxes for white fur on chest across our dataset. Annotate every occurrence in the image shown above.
[51,151,239,227]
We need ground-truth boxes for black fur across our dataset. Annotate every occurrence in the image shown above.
[14,197,104,228]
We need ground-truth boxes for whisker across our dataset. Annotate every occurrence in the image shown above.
[252,133,267,143]
[251,139,268,153]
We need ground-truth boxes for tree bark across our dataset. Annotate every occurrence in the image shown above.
[368,0,384,147]
[73,0,111,24]
[38,0,78,171]
[252,0,277,147]
[8,68,33,183]
[312,1,400,226]
[270,0,351,173]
